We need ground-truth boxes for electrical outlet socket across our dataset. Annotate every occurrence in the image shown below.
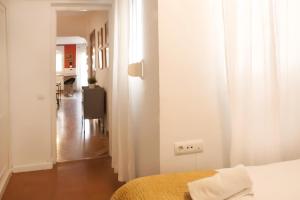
[174,140,203,155]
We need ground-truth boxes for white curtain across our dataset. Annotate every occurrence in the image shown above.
[111,0,136,182]
[129,0,143,64]
[219,0,291,166]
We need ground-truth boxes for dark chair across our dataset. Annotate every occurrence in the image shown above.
[64,77,76,96]
[56,82,61,106]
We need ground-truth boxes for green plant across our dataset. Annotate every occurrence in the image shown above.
[88,77,97,84]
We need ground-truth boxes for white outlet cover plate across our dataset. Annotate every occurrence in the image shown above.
[174,139,203,155]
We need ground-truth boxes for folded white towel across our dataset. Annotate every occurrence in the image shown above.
[188,165,254,200]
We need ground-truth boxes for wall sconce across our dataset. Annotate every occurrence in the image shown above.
[128,61,144,78]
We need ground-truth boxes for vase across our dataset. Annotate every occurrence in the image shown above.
[89,84,95,88]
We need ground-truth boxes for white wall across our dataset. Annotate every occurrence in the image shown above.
[57,11,108,42]
[93,11,111,136]
[4,0,224,179]
[0,0,11,196]
[280,0,300,161]
[6,0,114,173]
[6,0,112,173]
[57,11,89,38]
[158,0,224,173]
[132,0,160,176]
[7,0,53,172]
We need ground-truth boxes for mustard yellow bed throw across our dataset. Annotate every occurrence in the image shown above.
[111,170,216,200]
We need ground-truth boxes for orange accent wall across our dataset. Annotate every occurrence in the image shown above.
[64,45,76,68]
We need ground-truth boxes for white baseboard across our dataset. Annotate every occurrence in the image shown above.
[0,167,12,199]
[12,162,53,173]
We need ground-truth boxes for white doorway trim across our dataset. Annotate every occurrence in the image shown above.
[49,2,112,163]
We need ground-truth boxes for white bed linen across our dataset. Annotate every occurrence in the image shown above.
[189,165,253,200]
[246,159,300,200]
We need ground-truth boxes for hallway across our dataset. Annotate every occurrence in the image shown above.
[56,92,108,162]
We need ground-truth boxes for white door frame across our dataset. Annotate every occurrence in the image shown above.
[49,2,112,163]
[0,3,12,198]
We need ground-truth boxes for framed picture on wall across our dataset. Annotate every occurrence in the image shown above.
[97,31,100,48]
[104,21,109,68]
[97,22,109,70]
[105,47,109,68]
[98,49,103,69]
[98,27,105,70]
[89,29,97,71]
[98,28,104,48]
[104,22,109,45]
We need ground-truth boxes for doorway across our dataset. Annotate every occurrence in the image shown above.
[54,10,110,162]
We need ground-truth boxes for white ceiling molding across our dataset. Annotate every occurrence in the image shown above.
[51,0,112,2]
[22,0,112,11]
[25,0,112,3]
[51,0,112,8]
[29,0,113,2]
[54,5,111,11]
[56,36,87,45]
[52,3,111,11]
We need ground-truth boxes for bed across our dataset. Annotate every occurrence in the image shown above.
[111,159,300,200]
[111,170,216,200]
